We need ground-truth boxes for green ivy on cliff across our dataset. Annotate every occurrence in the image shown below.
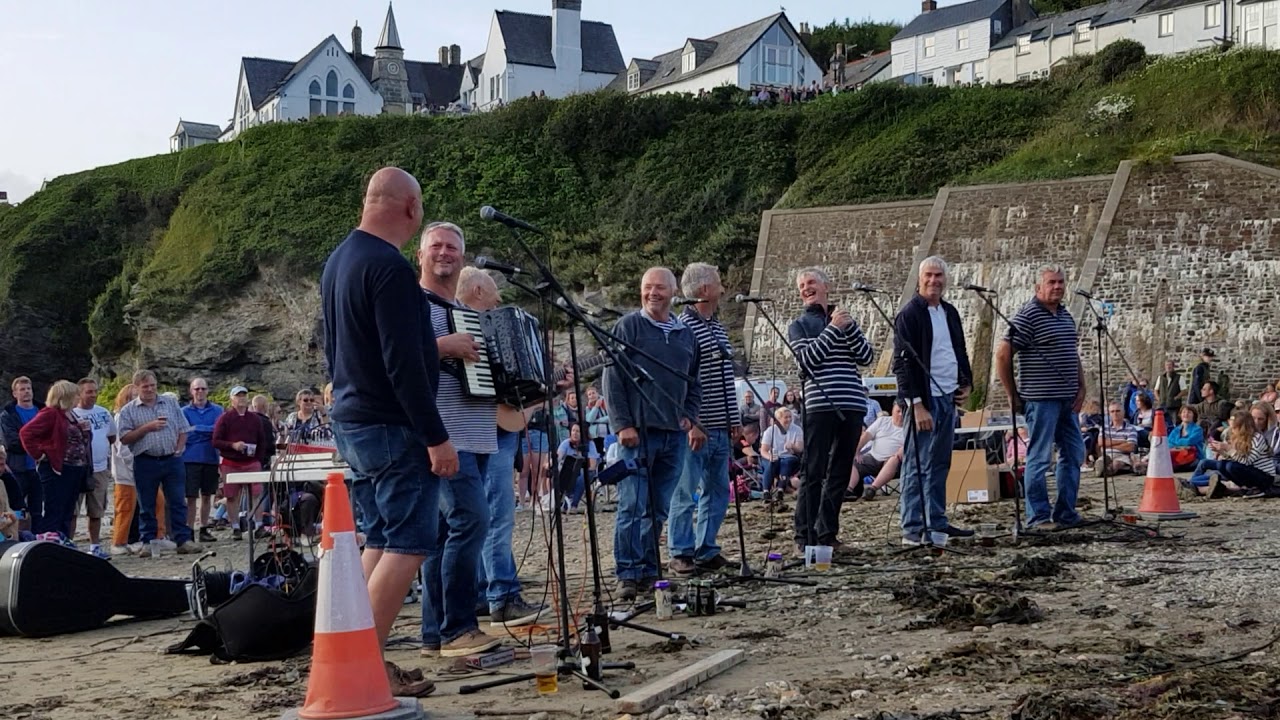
[4,47,1280,382]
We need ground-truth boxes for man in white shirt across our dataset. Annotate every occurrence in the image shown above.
[852,402,905,499]
[760,407,804,495]
[73,378,116,559]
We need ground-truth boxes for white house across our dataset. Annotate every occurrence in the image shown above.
[184,4,465,143]
[987,0,1145,83]
[169,121,223,152]
[467,1,625,110]
[1131,0,1234,55]
[607,12,822,97]
[1240,0,1280,47]
[891,0,1034,86]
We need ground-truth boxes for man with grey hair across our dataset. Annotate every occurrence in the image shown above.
[893,256,973,545]
[787,267,874,556]
[604,267,702,600]
[667,262,736,574]
[995,264,1086,530]
[416,222,501,658]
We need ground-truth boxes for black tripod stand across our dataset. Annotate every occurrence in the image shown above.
[857,288,969,556]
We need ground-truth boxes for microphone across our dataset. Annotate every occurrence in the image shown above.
[851,282,885,294]
[555,296,604,319]
[474,255,526,276]
[963,283,996,294]
[732,294,771,303]
[1074,288,1095,300]
[672,297,705,306]
[479,205,543,234]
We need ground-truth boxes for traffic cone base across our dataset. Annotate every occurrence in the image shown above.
[281,473,426,720]
[1136,411,1197,521]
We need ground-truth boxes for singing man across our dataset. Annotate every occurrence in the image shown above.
[995,264,1086,529]
[787,267,874,556]
[604,267,701,601]
[893,256,973,545]
[667,262,737,575]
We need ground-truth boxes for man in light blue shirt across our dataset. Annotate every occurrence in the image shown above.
[181,377,221,542]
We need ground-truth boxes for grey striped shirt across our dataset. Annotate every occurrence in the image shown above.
[1007,298,1080,401]
[117,395,192,457]
[681,307,736,431]
[427,292,498,456]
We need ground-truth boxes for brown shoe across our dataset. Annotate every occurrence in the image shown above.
[830,541,856,557]
[440,629,501,658]
[668,557,697,576]
[385,661,435,697]
[695,554,732,572]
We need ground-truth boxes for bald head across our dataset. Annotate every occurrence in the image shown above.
[358,167,424,248]
[458,266,501,311]
[640,267,677,320]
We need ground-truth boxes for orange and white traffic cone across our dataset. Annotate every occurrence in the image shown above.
[282,473,425,720]
[1137,411,1197,521]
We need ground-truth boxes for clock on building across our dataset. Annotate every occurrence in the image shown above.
[387,61,400,75]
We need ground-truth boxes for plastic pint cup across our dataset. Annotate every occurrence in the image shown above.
[530,644,558,694]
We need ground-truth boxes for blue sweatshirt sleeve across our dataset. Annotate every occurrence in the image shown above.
[375,263,449,447]
[603,316,636,432]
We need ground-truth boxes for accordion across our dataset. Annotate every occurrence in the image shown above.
[448,306,551,405]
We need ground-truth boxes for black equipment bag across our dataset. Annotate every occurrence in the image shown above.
[167,559,317,663]
[0,540,189,637]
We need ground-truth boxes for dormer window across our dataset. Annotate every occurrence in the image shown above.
[682,50,696,73]
[1075,21,1091,42]
[1017,35,1031,54]
[628,70,640,91]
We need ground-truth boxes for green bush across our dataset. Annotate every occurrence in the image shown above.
[1095,39,1148,83]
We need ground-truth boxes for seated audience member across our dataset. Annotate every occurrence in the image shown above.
[1079,399,1103,465]
[1168,405,1205,472]
[1186,410,1276,497]
[760,408,803,495]
[1260,383,1277,405]
[1097,402,1146,475]
[1134,393,1156,449]
[739,391,761,428]
[1251,401,1280,468]
[852,402,905,500]
[1192,381,1233,440]
[1123,378,1154,421]
[556,424,599,512]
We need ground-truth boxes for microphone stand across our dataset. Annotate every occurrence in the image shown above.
[965,289,1028,538]
[857,289,967,556]
[1079,296,1139,521]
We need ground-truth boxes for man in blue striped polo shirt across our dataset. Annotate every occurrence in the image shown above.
[668,262,737,575]
[996,265,1087,529]
[787,267,875,555]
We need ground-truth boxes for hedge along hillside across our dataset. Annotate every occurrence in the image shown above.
[4,46,1280,380]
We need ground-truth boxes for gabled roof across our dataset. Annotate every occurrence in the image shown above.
[242,57,295,109]
[893,0,1008,41]
[828,52,893,88]
[174,120,224,139]
[613,13,806,94]
[494,10,625,74]
[991,0,1145,49]
[466,53,485,84]
[351,55,463,107]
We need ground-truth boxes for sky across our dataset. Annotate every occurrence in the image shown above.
[0,0,913,203]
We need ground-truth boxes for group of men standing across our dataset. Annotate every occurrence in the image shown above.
[321,166,1092,695]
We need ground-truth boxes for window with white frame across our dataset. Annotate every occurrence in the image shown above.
[309,80,322,117]
[994,19,1003,35]
[1246,4,1261,44]
[923,35,936,57]
[1017,72,1031,81]
[974,59,987,82]
[1205,3,1221,28]
[1159,13,1174,36]
[920,75,934,85]
[309,72,351,117]
[1076,22,1091,42]
[627,71,640,91]
[342,83,355,114]
[756,24,794,85]
[1017,35,1031,54]
[958,28,969,49]
[682,51,695,74]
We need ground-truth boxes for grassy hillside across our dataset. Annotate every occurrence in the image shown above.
[2,45,1279,379]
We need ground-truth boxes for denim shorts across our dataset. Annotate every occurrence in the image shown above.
[332,420,438,555]
[526,429,550,454]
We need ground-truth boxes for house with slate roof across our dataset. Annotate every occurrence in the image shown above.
[890,0,1035,85]
[465,1,624,110]
[176,3,465,143]
[607,12,821,96]
[169,121,223,152]
[1130,0,1236,55]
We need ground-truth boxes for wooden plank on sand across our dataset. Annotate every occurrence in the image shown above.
[615,649,745,714]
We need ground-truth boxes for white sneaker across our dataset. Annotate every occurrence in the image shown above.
[110,544,131,556]
[155,538,178,551]
[127,542,144,554]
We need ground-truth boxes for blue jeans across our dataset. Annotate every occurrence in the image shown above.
[477,430,521,611]
[332,420,438,554]
[421,451,490,646]
[1023,399,1084,526]
[668,429,731,562]
[899,394,956,536]
[133,456,191,545]
[760,455,799,493]
[1190,458,1274,490]
[614,429,687,581]
[13,469,38,521]
[33,462,84,536]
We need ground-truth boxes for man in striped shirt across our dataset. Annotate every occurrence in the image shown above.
[667,263,736,575]
[995,264,1087,529]
[416,222,500,659]
[787,267,875,555]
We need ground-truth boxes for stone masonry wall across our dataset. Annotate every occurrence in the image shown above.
[746,154,1280,407]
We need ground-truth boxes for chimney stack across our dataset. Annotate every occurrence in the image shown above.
[922,0,937,12]
[449,44,461,66]
[439,46,449,64]
[352,21,362,56]
[1012,0,1033,28]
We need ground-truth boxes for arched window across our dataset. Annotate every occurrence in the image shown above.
[342,83,356,114]
[326,70,338,96]
[309,79,323,117]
